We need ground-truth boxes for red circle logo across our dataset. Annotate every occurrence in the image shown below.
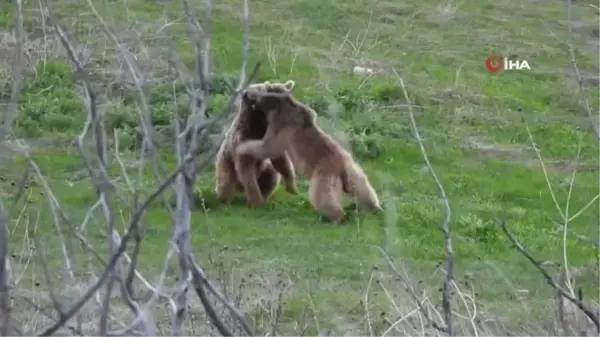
[485,56,503,73]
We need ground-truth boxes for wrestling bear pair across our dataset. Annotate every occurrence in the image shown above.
[214,80,382,223]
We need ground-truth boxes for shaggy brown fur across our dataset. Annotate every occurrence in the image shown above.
[236,89,382,223]
[214,81,298,206]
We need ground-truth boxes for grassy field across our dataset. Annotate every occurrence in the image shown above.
[0,0,598,335]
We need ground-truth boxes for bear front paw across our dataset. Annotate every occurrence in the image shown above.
[236,143,254,156]
[284,182,299,195]
[246,198,265,208]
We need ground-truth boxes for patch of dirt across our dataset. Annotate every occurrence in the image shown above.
[427,4,456,23]
[0,32,17,65]
[1,137,74,151]
[462,136,534,160]
[461,136,597,173]
[550,297,598,336]
[564,68,600,88]
[557,19,600,55]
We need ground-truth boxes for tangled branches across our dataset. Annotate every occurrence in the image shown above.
[0,0,261,335]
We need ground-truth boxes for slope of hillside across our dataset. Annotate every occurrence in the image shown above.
[0,0,598,334]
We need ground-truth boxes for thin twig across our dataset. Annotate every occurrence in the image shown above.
[392,69,454,335]
[566,0,598,138]
[0,199,11,336]
[497,220,599,331]
[2,0,26,139]
[7,0,263,334]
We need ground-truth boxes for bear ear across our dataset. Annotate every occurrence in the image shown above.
[241,90,252,105]
[242,88,262,104]
[283,80,295,90]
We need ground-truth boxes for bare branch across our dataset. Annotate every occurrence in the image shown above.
[165,0,258,334]
[377,246,449,334]
[38,220,137,336]
[188,255,254,336]
[7,0,260,334]
[553,221,600,248]
[1,0,26,139]
[565,0,599,139]
[391,69,454,335]
[497,220,599,331]
[0,199,11,336]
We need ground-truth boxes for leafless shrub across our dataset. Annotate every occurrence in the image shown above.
[0,0,25,141]
[0,0,262,334]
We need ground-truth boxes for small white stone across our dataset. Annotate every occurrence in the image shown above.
[353,65,374,75]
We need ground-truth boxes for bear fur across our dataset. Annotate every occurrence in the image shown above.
[236,89,382,223]
[214,80,299,207]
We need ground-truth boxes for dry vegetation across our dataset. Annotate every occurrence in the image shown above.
[0,0,598,335]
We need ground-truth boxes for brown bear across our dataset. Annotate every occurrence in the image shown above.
[236,89,382,223]
[214,80,299,207]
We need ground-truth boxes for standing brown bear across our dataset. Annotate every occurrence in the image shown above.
[236,89,382,223]
[214,80,298,207]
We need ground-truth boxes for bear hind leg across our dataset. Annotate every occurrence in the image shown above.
[215,155,238,204]
[234,155,265,207]
[309,173,345,224]
[342,164,382,213]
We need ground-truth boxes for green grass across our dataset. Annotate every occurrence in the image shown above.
[0,0,598,334]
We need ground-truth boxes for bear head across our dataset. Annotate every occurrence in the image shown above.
[246,80,295,93]
[242,89,317,128]
[237,80,296,138]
